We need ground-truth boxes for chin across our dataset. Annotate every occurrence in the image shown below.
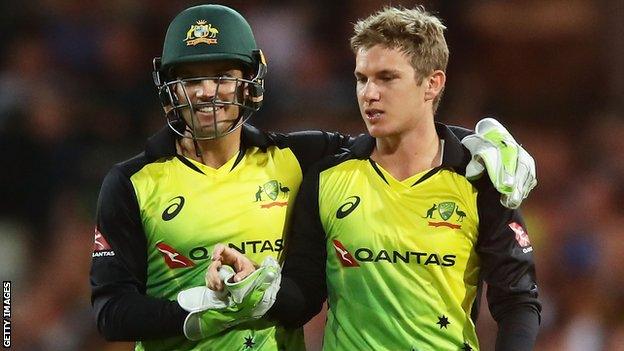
[366,124,390,138]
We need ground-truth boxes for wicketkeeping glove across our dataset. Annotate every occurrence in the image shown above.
[461,118,537,209]
[177,256,281,341]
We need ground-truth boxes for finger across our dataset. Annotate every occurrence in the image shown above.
[211,243,227,262]
[233,266,256,282]
[219,247,248,267]
[206,260,223,291]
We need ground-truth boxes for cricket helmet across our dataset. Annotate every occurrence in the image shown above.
[153,4,267,140]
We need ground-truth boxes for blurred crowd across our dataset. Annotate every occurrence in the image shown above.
[1,0,623,350]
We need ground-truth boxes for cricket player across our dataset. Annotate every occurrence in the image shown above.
[90,4,537,351]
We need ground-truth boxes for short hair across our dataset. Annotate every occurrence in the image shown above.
[350,6,449,111]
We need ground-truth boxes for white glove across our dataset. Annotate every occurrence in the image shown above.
[223,256,281,319]
[177,257,281,341]
[462,118,537,209]
[177,267,234,313]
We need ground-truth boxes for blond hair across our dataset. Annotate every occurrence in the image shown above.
[350,6,449,111]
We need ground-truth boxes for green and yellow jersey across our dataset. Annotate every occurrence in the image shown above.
[90,124,352,350]
[270,123,540,351]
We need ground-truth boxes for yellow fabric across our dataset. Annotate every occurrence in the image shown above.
[319,159,481,351]
[130,145,304,351]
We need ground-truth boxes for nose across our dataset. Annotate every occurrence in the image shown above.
[194,79,218,99]
[361,81,380,103]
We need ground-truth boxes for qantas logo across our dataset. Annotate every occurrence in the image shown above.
[189,239,283,260]
[156,242,195,268]
[332,240,359,267]
[332,240,456,267]
[92,227,115,257]
[509,222,533,253]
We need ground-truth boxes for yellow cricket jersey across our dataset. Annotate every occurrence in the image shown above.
[90,124,351,350]
[273,123,540,351]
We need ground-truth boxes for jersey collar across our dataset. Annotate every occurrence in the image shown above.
[349,122,471,174]
[145,123,272,160]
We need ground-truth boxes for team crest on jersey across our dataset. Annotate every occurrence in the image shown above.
[437,202,455,220]
[184,20,219,46]
[254,180,289,209]
[424,201,466,229]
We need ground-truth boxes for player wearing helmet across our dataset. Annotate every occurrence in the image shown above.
[90,4,537,351]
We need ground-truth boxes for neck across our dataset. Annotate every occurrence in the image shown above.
[177,128,242,169]
[371,118,441,181]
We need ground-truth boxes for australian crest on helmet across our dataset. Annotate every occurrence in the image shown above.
[184,20,219,46]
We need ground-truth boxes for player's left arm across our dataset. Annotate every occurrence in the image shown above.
[275,130,354,174]
[265,161,328,327]
[474,177,541,351]
[451,117,537,209]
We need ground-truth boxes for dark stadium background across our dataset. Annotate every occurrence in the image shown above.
[1,0,623,350]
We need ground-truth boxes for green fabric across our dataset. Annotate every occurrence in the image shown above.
[161,4,258,71]
[482,129,518,194]
[318,159,481,350]
[129,146,304,350]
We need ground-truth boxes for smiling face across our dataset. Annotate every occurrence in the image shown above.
[172,61,247,138]
[355,45,439,139]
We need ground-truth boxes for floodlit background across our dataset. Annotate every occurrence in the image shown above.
[1,0,623,350]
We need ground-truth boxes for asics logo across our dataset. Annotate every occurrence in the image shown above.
[162,196,185,221]
[336,196,360,219]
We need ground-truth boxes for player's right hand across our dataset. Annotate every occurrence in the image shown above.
[207,244,257,290]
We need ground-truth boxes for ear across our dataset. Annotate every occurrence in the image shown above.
[424,70,446,102]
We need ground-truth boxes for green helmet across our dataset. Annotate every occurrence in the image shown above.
[161,4,259,73]
[153,4,267,140]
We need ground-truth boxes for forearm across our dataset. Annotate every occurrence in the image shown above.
[266,275,324,328]
[495,304,540,351]
[96,292,188,341]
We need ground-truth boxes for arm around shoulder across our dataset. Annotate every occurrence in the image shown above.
[474,178,541,350]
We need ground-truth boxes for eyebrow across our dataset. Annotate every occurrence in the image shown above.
[354,69,402,77]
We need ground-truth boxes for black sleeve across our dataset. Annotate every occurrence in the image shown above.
[281,131,354,174]
[447,124,474,141]
[266,164,327,327]
[90,166,187,341]
[474,178,541,350]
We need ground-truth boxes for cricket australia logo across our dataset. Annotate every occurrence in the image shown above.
[424,201,466,229]
[254,180,290,209]
[184,20,219,46]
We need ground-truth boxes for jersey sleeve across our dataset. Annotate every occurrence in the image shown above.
[278,131,353,174]
[474,178,541,350]
[90,166,187,340]
[447,124,473,141]
[266,164,328,327]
